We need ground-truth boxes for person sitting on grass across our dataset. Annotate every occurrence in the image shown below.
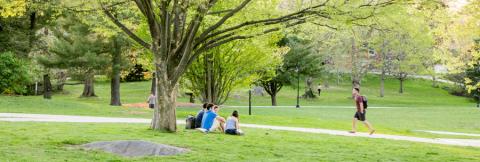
[225,110,244,136]
[211,105,226,132]
[197,103,215,132]
[194,103,209,128]
[198,104,225,133]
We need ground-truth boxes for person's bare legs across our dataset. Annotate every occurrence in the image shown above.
[350,118,358,133]
[362,120,375,135]
[219,120,225,132]
[217,117,225,132]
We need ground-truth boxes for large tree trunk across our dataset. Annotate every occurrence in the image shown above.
[380,68,385,97]
[110,76,121,105]
[151,72,156,95]
[110,40,122,106]
[82,70,96,97]
[151,65,177,132]
[206,53,214,103]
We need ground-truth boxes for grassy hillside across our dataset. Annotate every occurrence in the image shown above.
[0,75,479,137]
[225,74,472,107]
[0,75,479,161]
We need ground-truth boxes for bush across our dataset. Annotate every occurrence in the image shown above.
[0,52,31,94]
[443,85,469,97]
[122,64,148,82]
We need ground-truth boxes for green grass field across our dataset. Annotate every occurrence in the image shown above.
[1,122,479,161]
[0,75,479,161]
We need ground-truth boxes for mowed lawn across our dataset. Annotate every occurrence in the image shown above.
[0,75,478,137]
[0,75,480,161]
[0,122,479,161]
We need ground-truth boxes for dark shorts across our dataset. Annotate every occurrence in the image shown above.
[149,104,154,109]
[225,129,237,135]
[354,111,366,121]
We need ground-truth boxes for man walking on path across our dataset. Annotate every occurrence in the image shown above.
[350,88,375,135]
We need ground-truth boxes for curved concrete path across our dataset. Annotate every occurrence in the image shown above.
[0,113,479,148]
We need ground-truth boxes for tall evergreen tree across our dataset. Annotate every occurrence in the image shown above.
[38,14,109,97]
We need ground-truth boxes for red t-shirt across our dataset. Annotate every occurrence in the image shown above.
[355,95,363,112]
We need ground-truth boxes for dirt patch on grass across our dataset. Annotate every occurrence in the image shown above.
[123,102,199,108]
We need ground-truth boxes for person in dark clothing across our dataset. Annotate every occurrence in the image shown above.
[317,84,322,96]
[195,103,210,128]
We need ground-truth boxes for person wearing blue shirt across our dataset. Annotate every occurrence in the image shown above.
[198,104,225,133]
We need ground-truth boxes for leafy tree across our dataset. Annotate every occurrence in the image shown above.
[184,34,282,105]
[0,0,62,57]
[0,51,31,94]
[461,1,480,96]
[38,14,109,97]
[110,35,130,106]
[281,36,324,98]
[0,0,27,18]
[259,36,324,106]
[98,0,398,132]
[123,64,148,82]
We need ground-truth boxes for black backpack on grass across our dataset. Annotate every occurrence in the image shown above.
[362,96,368,109]
[185,115,196,129]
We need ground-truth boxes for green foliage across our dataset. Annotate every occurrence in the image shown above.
[0,0,63,57]
[261,35,324,87]
[0,51,31,94]
[37,13,110,78]
[0,0,27,18]
[184,34,282,104]
[123,64,148,82]
[280,36,324,81]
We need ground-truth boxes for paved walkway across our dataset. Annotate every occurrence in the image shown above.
[0,113,479,148]
[414,130,480,137]
[222,105,404,109]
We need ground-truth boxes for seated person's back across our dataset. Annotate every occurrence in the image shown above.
[201,110,217,130]
[225,116,237,130]
[225,110,243,135]
[195,110,204,128]
[195,103,208,128]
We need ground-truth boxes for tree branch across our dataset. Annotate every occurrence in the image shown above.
[198,0,252,43]
[169,0,218,87]
[69,0,130,13]
[197,0,331,45]
[134,0,161,44]
[208,9,234,15]
[100,2,151,49]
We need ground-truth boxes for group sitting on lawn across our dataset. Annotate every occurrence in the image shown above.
[194,103,244,135]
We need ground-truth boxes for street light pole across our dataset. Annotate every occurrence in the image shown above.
[296,65,300,108]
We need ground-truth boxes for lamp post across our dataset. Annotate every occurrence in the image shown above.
[295,65,300,108]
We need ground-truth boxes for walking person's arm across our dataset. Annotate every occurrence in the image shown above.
[360,102,364,113]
